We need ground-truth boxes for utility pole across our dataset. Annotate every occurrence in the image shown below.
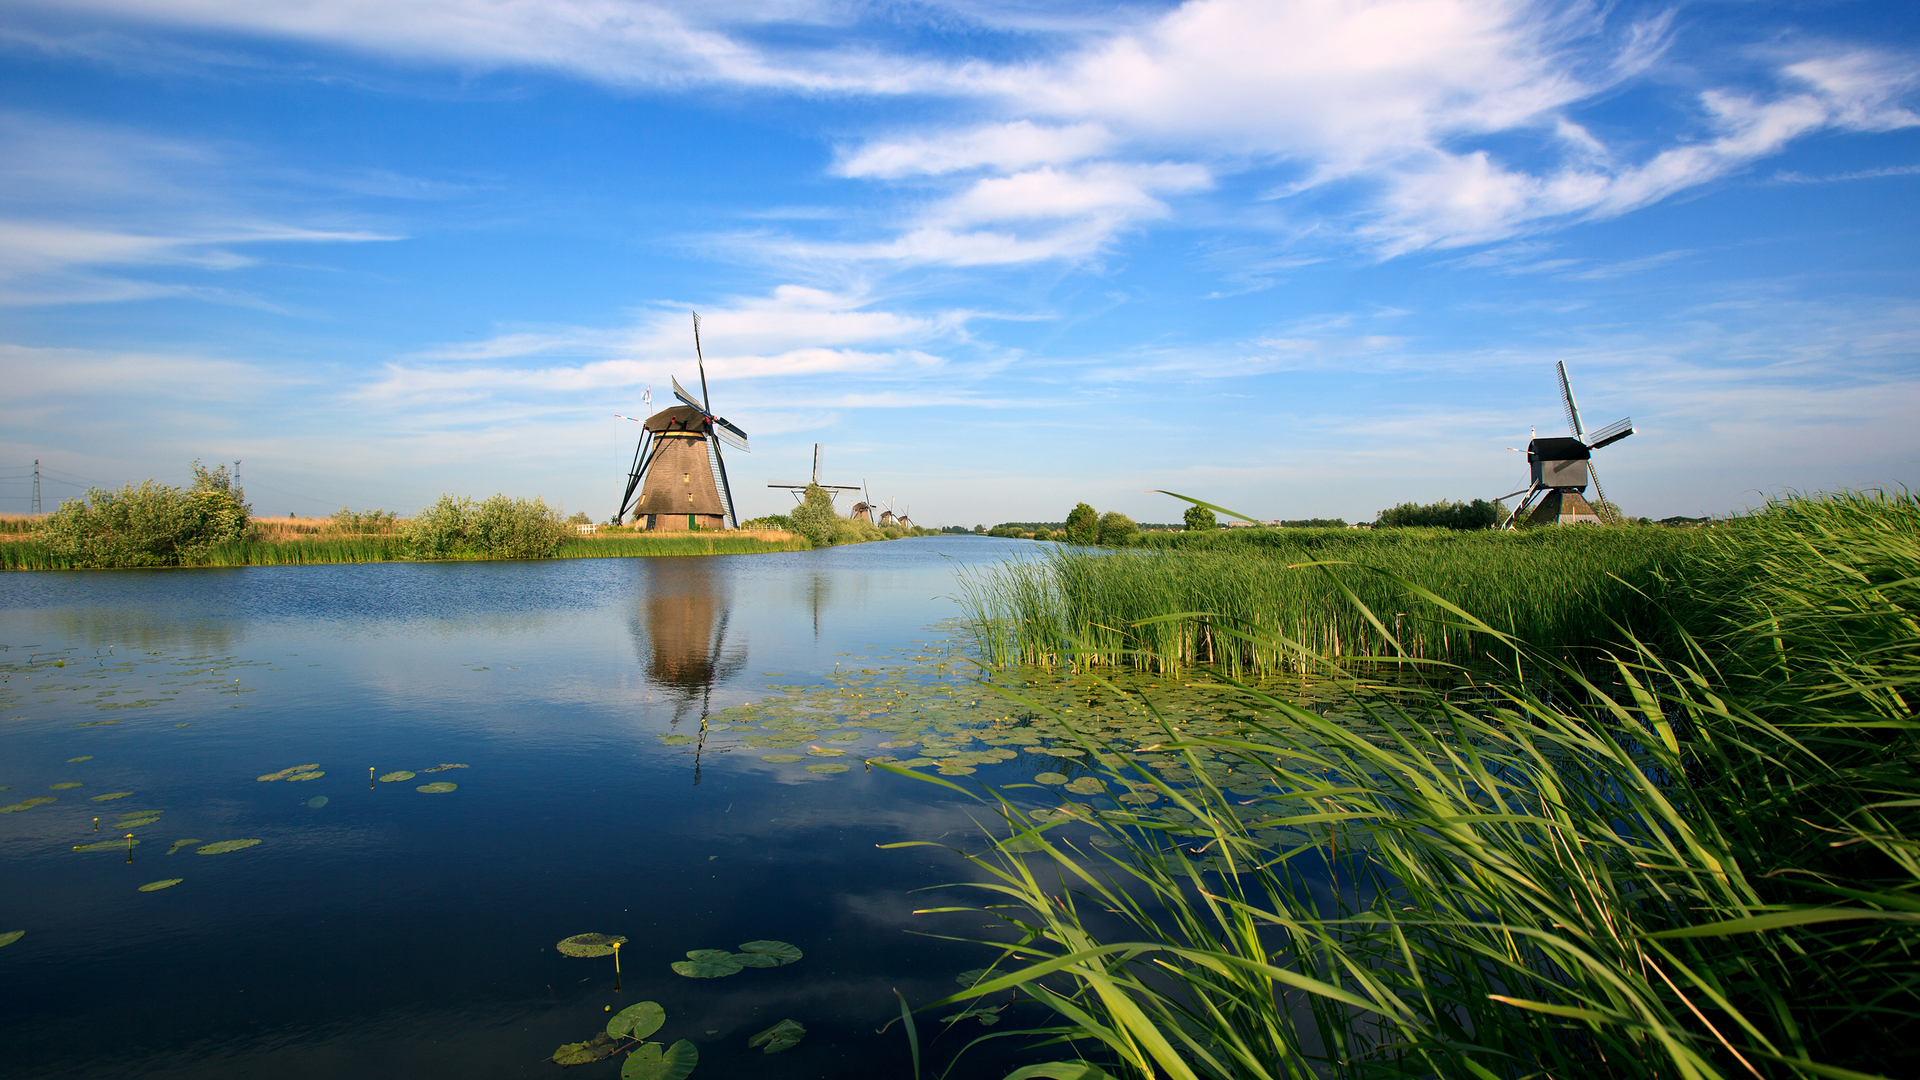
[31,459,40,514]
[234,460,241,489]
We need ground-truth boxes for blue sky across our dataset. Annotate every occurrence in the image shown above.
[2,0,1915,527]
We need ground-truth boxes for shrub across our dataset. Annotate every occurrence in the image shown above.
[831,515,885,544]
[331,507,400,534]
[1096,510,1137,545]
[741,514,795,531]
[1064,502,1098,544]
[789,484,838,547]
[1376,497,1504,530]
[404,494,568,559]
[39,460,251,567]
[1183,504,1217,531]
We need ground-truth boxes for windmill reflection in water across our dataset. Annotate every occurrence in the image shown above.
[628,557,746,784]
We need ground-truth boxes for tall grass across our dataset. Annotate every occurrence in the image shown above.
[1,531,809,568]
[900,490,1917,1080]
[958,526,1705,675]
[555,532,811,558]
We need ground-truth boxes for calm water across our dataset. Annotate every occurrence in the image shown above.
[0,538,1055,1079]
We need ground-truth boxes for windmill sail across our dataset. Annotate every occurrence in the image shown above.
[1557,360,1585,438]
[1586,416,1635,450]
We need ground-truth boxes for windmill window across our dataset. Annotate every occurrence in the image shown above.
[684,473,690,484]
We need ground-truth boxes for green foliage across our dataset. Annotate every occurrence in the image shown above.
[1095,510,1137,545]
[789,484,838,547]
[1065,502,1099,544]
[403,493,570,559]
[988,524,1028,538]
[330,507,400,534]
[1182,504,1217,531]
[832,514,887,545]
[919,490,1918,1080]
[1277,517,1347,528]
[564,510,592,526]
[36,460,252,567]
[741,514,794,531]
[1375,497,1504,529]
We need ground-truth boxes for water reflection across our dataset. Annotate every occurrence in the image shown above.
[627,558,747,727]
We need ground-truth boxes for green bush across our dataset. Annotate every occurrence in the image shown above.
[1182,504,1217,531]
[38,460,251,568]
[831,514,885,545]
[331,507,400,534]
[403,494,568,559]
[1376,497,1504,529]
[1096,510,1137,545]
[741,514,795,531]
[1064,502,1098,544]
[789,484,838,547]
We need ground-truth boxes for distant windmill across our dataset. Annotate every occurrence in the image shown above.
[877,497,897,528]
[1496,362,1635,528]
[613,313,750,530]
[849,481,876,523]
[768,444,862,505]
[895,505,913,530]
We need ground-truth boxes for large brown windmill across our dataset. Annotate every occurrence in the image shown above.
[613,313,749,530]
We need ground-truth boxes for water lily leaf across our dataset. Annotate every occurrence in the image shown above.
[166,839,201,855]
[748,1019,805,1054]
[1033,773,1069,785]
[940,1006,1001,1026]
[822,731,863,742]
[74,839,138,852]
[421,764,468,772]
[1064,778,1105,795]
[1117,792,1160,804]
[307,796,328,809]
[607,1000,665,1041]
[50,782,82,790]
[138,878,183,892]
[805,763,849,774]
[197,839,261,854]
[117,814,162,829]
[956,968,994,986]
[68,755,92,762]
[659,735,694,745]
[0,796,57,813]
[737,940,802,965]
[937,766,976,776]
[620,1038,697,1080]
[377,771,415,783]
[731,951,780,968]
[0,931,20,948]
[287,771,324,781]
[556,933,627,957]
[553,1032,616,1066]
[416,782,457,793]
[804,747,845,757]
[760,754,804,763]
[257,764,320,782]
[90,792,134,801]
[671,952,742,978]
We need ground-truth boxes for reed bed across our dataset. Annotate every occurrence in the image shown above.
[901,490,1915,1080]
[1,531,809,568]
[958,526,1705,675]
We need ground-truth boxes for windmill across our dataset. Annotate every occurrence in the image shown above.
[613,313,750,530]
[849,481,876,523]
[895,506,914,530]
[768,444,862,505]
[1496,362,1634,528]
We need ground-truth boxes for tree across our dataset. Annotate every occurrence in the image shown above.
[789,484,838,547]
[1096,510,1137,545]
[1183,504,1218,531]
[1375,498,1504,530]
[40,459,253,567]
[1065,502,1099,544]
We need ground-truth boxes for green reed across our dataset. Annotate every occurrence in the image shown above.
[957,526,1704,676]
[901,490,1916,1080]
[1,531,810,569]
[552,534,811,558]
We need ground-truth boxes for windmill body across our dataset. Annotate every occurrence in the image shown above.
[1497,363,1634,529]
[614,314,749,530]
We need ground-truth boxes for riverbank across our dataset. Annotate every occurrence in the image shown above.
[0,529,811,569]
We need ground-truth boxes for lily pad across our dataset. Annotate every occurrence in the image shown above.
[416,782,457,793]
[138,878,183,892]
[117,813,163,829]
[307,796,328,809]
[955,968,994,986]
[731,951,780,968]
[0,797,57,813]
[90,792,134,801]
[822,731,863,742]
[552,1032,617,1066]
[939,1006,1002,1026]
[197,839,261,854]
[377,771,415,783]
[287,771,325,781]
[50,782,82,790]
[556,933,627,957]
[805,747,845,757]
[74,838,139,852]
[671,949,743,978]
[760,754,804,763]
[737,940,802,965]
[257,764,320,782]
[166,839,201,855]
[659,735,695,745]
[805,763,850,774]
[421,764,468,772]
[0,931,20,948]
[748,1018,806,1054]
[1064,777,1105,795]
[68,756,93,763]
[607,1000,666,1041]
[621,1039,697,1080]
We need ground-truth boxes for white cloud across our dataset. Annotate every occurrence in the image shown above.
[837,121,1112,178]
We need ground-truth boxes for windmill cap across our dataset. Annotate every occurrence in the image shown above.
[640,405,712,433]
[1530,436,1590,459]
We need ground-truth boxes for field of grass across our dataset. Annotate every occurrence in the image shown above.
[959,524,1708,675]
[906,490,1916,1080]
[0,529,809,569]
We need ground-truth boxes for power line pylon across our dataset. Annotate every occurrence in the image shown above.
[31,459,40,514]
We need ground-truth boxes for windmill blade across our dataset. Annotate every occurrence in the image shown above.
[1557,361,1585,439]
[1587,416,1634,450]
[812,444,821,485]
[616,429,656,524]
[692,311,712,412]
[710,434,739,529]
[1587,462,1616,523]
[1494,487,1532,503]
[710,415,749,452]
[671,376,703,411]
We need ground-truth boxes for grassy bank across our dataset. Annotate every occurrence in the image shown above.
[0,530,809,569]
[958,524,1707,674]
[906,490,1916,1080]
